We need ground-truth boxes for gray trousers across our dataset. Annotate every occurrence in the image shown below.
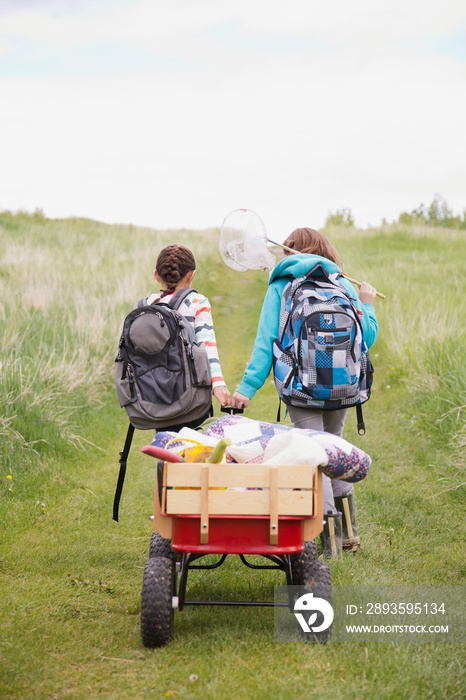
[287,405,353,514]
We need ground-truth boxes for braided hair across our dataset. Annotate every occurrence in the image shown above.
[155,245,196,295]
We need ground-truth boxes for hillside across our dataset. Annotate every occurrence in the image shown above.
[0,211,464,699]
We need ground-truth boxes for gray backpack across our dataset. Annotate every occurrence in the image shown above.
[115,288,212,429]
[113,288,212,520]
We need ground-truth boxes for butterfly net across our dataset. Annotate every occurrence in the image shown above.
[219,209,276,271]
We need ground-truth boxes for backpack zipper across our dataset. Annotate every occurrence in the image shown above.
[301,310,359,362]
[185,340,199,385]
[294,310,359,388]
[154,310,165,327]
[127,363,136,399]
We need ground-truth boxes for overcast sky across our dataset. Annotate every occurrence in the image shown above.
[1,0,465,240]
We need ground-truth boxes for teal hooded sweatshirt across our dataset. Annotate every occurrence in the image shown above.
[236,253,378,400]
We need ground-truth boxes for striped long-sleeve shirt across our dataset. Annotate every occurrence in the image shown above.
[146,289,226,390]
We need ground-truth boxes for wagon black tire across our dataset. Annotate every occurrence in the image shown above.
[149,531,177,562]
[301,560,333,644]
[289,540,318,585]
[141,557,175,648]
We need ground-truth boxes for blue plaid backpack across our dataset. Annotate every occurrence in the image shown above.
[272,263,373,434]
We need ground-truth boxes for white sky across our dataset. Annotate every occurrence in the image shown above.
[1,0,465,240]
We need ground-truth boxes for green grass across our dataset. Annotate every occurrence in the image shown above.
[0,212,465,699]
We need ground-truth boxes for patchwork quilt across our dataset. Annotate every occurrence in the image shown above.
[150,415,371,482]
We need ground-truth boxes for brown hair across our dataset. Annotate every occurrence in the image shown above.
[283,228,342,268]
[155,245,196,294]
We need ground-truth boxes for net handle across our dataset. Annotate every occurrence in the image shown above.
[267,238,385,299]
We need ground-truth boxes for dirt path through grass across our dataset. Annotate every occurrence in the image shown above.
[1,218,464,699]
[1,382,464,699]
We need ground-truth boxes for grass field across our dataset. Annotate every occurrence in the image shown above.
[0,211,464,699]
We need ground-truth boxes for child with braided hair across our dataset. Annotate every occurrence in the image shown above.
[142,245,231,429]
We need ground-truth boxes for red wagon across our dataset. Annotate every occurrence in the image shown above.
[140,455,332,647]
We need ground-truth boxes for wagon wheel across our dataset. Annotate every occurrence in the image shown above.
[141,556,176,648]
[289,540,318,585]
[301,560,333,644]
[149,531,177,562]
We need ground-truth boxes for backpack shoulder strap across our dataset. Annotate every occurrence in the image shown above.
[113,423,135,522]
[166,288,197,311]
[277,276,298,344]
[304,264,345,292]
[334,273,359,303]
[134,289,197,312]
[134,297,149,309]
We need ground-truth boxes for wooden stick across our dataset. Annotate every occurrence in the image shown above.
[342,498,353,540]
[268,238,386,299]
[200,465,209,544]
[267,238,296,254]
[341,273,386,299]
[269,466,278,546]
[329,517,337,559]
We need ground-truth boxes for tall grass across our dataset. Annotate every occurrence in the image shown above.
[1,212,465,699]
[2,210,464,505]
[0,213,218,459]
[2,211,464,501]
[325,222,466,468]
[0,212,224,535]
[3,212,463,465]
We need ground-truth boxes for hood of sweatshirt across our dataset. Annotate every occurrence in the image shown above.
[269,253,342,285]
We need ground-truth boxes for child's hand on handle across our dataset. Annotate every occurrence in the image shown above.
[358,282,377,305]
[230,391,250,410]
[213,385,231,407]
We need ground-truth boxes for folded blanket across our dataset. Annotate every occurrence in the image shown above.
[205,415,371,482]
[150,415,371,482]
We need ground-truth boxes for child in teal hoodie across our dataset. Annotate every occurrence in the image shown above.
[230,227,379,550]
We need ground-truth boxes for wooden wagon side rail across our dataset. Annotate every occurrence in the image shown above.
[155,462,320,546]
